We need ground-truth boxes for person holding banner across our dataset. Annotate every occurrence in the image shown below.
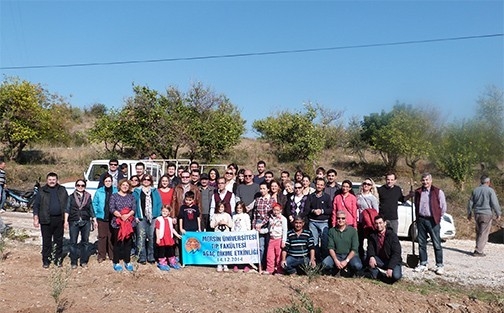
[210,202,234,272]
[281,216,316,275]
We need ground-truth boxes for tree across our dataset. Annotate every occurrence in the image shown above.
[252,104,324,163]
[88,82,245,161]
[0,77,70,161]
[434,121,480,191]
[473,85,504,169]
[361,103,435,175]
[361,107,399,170]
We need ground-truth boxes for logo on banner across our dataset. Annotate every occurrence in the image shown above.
[181,231,260,265]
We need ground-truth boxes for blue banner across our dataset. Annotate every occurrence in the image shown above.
[181,231,260,265]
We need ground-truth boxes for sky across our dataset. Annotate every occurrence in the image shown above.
[1,1,503,138]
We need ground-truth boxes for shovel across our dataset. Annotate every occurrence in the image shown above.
[406,183,419,268]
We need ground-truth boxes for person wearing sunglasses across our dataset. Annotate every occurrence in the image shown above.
[356,178,379,261]
[285,182,309,229]
[65,179,97,269]
[322,210,362,277]
[98,159,126,189]
[133,174,162,265]
[172,170,202,220]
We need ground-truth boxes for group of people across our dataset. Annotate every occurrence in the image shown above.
[29,158,501,284]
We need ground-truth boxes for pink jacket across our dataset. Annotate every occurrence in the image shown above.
[332,193,358,228]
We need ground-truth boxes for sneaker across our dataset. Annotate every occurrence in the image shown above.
[216,265,223,272]
[170,263,181,270]
[125,263,134,272]
[80,263,88,268]
[43,263,50,269]
[71,264,78,270]
[413,264,428,273]
[157,264,170,271]
[262,271,271,275]
[113,263,123,272]
[223,265,229,272]
[243,266,250,273]
[473,251,486,257]
[434,267,444,275]
[97,258,105,263]
[138,260,146,265]
[233,266,239,273]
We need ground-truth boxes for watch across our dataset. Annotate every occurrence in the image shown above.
[345,258,350,263]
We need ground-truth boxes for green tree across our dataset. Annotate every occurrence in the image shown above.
[434,121,480,191]
[252,104,324,163]
[361,103,435,174]
[0,77,70,161]
[361,107,398,170]
[88,82,245,161]
[473,85,504,169]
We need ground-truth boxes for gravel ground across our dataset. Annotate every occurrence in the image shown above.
[400,238,504,288]
[3,211,504,288]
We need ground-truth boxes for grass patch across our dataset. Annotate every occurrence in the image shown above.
[272,288,322,313]
[299,262,324,283]
[5,228,30,242]
[397,279,504,308]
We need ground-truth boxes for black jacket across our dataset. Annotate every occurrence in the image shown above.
[366,228,402,269]
[66,192,95,221]
[33,184,69,224]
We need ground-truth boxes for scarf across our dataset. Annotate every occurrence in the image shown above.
[143,187,152,222]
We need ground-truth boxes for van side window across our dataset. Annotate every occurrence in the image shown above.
[90,164,108,181]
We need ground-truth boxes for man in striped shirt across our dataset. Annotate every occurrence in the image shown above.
[281,216,316,274]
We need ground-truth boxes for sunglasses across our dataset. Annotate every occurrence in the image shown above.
[143,178,152,181]
[362,182,372,186]
[109,163,118,166]
[76,184,86,187]
[336,217,346,220]
[294,186,303,189]
[181,176,190,179]
[225,172,233,175]
[244,175,253,177]
[131,179,139,182]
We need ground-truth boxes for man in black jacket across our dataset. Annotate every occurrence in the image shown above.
[366,215,402,283]
[33,172,69,268]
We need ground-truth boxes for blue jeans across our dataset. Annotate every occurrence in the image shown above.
[284,255,310,274]
[369,256,402,283]
[258,233,269,268]
[322,253,363,273]
[308,220,329,261]
[417,216,443,267]
[69,220,91,265]
[137,219,155,262]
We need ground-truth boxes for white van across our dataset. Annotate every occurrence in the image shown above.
[62,159,179,197]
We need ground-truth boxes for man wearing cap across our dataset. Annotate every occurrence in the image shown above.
[199,173,215,231]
